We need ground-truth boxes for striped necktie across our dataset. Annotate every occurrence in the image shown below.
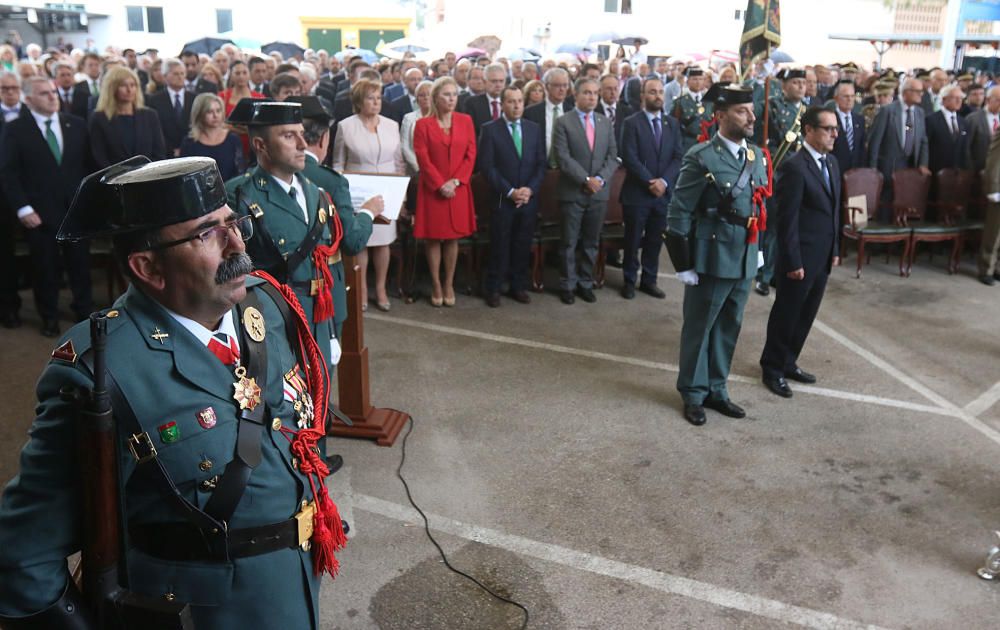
[208,332,240,366]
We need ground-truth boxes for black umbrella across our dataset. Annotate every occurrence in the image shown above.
[180,37,234,56]
[262,41,306,60]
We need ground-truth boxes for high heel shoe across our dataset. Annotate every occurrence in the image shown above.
[430,295,443,307]
[443,296,456,307]
[376,301,391,312]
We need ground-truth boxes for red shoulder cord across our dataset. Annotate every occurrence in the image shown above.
[697,119,714,143]
[250,269,347,577]
[310,190,344,323]
[747,146,774,245]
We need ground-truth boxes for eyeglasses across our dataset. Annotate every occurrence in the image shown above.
[151,215,253,251]
[815,125,839,133]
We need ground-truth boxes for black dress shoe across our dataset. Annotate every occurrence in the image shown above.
[559,290,576,305]
[981,275,997,286]
[683,404,706,426]
[40,320,60,338]
[785,367,816,384]
[606,251,623,268]
[575,286,597,303]
[763,375,793,398]
[621,283,636,299]
[994,271,1000,281]
[485,293,501,308]
[326,454,344,474]
[510,290,531,304]
[0,311,21,329]
[754,280,770,296]
[638,283,666,299]
[704,397,746,418]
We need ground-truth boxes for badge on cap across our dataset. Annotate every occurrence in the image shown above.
[158,421,180,444]
[51,340,77,364]
[196,407,217,429]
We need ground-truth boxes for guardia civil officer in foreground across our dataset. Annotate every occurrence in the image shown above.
[286,95,384,338]
[0,157,346,629]
[664,85,770,426]
[224,100,351,372]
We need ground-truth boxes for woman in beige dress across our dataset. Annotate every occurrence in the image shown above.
[332,78,406,311]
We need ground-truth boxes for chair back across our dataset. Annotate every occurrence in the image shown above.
[470,172,493,227]
[892,168,930,222]
[933,168,974,223]
[604,167,626,225]
[537,169,562,227]
[841,167,882,226]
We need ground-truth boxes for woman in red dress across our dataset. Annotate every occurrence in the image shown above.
[413,76,477,306]
[217,60,265,159]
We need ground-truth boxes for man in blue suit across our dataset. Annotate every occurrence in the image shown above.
[619,77,685,298]
[477,85,547,307]
[829,80,865,172]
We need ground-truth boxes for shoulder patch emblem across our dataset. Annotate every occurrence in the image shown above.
[52,340,77,364]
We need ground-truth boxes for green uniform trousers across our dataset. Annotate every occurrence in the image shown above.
[677,275,751,405]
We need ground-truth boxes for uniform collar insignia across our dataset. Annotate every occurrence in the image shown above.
[52,339,77,363]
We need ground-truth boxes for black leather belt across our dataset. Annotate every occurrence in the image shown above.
[130,519,300,561]
[706,207,758,230]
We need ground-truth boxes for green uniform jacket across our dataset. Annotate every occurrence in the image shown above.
[673,93,715,154]
[0,278,324,628]
[300,154,373,335]
[753,93,804,157]
[666,134,769,279]
[226,166,340,368]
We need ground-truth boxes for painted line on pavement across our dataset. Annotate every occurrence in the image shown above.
[365,313,954,418]
[964,380,1000,417]
[355,493,893,630]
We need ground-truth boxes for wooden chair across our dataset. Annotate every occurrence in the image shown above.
[840,167,911,278]
[594,167,627,288]
[915,168,978,274]
[530,170,563,291]
[886,168,932,276]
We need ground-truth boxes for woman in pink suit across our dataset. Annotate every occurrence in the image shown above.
[413,76,477,306]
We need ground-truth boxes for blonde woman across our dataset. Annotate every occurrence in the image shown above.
[199,62,224,91]
[0,45,14,72]
[89,66,166,167]
[400,79,433,175]
[180,93,244,180]
[332,77,405,311]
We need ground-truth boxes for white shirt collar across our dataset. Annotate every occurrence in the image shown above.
[270,173,298,194]
[600,100,615,111]
[803,139,826,164]
[163,308,238,349]
[545,97,563,111]
[167,86,185,101]
[29,108,57,128]
[716,133,747,159]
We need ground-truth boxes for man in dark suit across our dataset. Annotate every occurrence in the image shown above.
[477,85,547,307]
[0,71,27,328]
[248,56,271,96]
[71,52,101,119]
[618,77,684,299]
[552,77,619,304]
[597,73,632,154]
[388,67,422,124]
[180,50,218,95]
[0,76,91,337]
[926,84,969,173]
[830,79,865,172]
[963,85,1000,172]
[52,61,76,115]
[463,62,506,138]
[867,78,930,218]
[146,58,195,157]
[760,107,841,398]
[523,67,575,167]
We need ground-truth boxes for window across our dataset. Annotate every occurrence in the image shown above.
[146,6,164,33]
[125,5,143,31]
[604,0,618,12]
[217,8,232,33]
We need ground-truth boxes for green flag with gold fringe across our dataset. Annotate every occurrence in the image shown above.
[740,0,781,79]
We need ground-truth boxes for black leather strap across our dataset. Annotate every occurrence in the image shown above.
[201,290,269,526]
[129,519,299,562]
[284,193,331,276]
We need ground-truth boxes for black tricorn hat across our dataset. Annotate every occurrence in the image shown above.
[246,100,302,126]
[225,97,269,125]
[285,95,331,125]
[703,81,731,103]
[784,69,806,80]
[713,84,753,106]
[684,67,704,78]
[57,156,227,242]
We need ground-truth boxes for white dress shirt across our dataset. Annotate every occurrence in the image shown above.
[544,97,564,156]
[269,174,309,223]
[164,308,239,352]
[716,131,748,160]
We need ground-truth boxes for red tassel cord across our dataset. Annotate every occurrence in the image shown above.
[308,192,344,323]
[251,270,346,576]
[697,119,715,144]
[747,146,774,245]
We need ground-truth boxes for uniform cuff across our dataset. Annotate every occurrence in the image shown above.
[357,209,374,221]
[16,205,34,219]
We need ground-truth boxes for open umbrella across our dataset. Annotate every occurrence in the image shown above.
[555,42,594,56]
[467,35,502,55]
[457,47,488,60]
[336,48,379,64]
[710,50,740,64]
[587,31,623,44]
[770,48,794,64]
[180,37,234,56]
[262,41,305,60]
[612,36,648,47]
[383,35,430,54]
[500,47,542,62]
[230,37,261,51]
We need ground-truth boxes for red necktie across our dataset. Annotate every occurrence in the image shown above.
[208,332,240,366]
[491,99,499,120]
[993,116,998,136]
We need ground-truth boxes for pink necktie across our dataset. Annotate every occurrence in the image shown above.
[491,99,499,120]
[585,114,595,150]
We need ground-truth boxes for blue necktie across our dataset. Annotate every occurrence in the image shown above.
[820,156,831,194]
[652,116,662,146]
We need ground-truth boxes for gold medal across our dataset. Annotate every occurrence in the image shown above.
[233,366,262,411]
[697,106,705,115]
[746,149,756,162]
[242,306,266,342]
[318,208,327,224]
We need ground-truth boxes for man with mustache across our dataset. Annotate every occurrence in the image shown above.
[0,156,346,629]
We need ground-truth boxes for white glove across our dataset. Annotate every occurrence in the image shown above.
[757,251,765,269]
[676,270,699,286]
[988,192,1000,202]
[329,337,342,365]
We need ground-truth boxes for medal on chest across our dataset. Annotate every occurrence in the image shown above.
[283,364,314,429]
[233,365,262,411]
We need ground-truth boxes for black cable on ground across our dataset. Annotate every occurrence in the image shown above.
[394,415,530,630]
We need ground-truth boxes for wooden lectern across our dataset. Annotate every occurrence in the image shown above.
[329,255,409,446]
